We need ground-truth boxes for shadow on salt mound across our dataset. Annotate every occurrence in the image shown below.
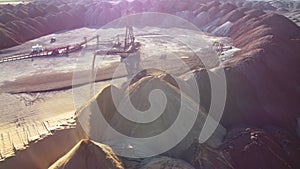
[0,12,20,24]
[192,11,210,28]
[202,17,221,32]
[140,156,195,169]
[219,9,245,26]
[183,140,234,169]
[0,28,21,49]
[48,139,124,169]
[220,127,300,169]
[5,20,41,41]
[76,69,226,159]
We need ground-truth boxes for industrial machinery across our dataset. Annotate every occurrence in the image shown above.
[31,44,44,54]
[98,24,141,57]
[0,37,93,64]
[92,23,142,78]
[50,37,56,43]
[93,9,141,64]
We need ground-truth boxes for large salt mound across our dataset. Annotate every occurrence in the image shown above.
[76,69,226,159]
[224,12,300,133]
[48,139,124,169]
